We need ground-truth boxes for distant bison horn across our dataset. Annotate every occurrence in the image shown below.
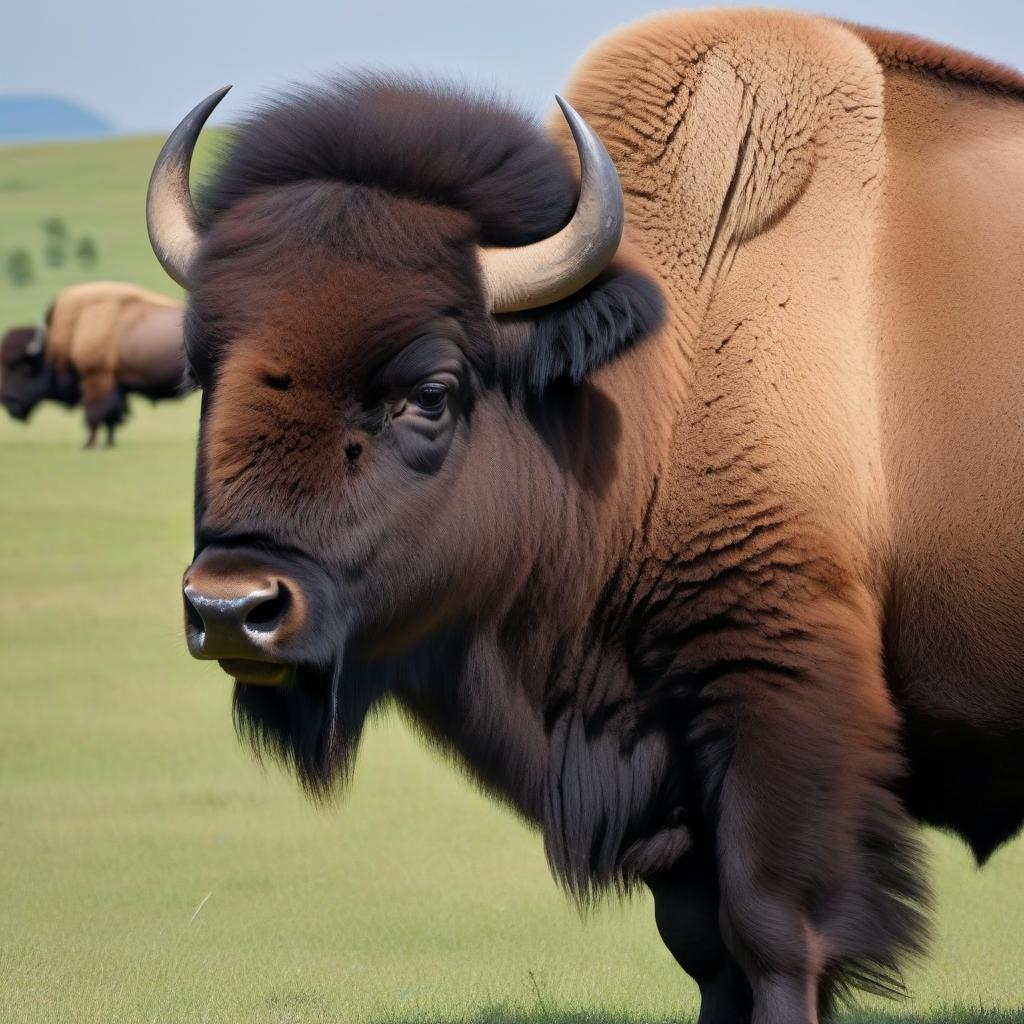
[146,88,623,311]
[25,325,46,357]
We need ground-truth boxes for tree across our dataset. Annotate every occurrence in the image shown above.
[41,216,69,240]
[6,249,35,286]
[75,235,99,268]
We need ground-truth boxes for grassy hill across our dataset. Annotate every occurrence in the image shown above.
[0,131,222,328]
[0,138,1022,1024]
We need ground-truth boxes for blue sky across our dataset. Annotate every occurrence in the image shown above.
[4,1,1022,133]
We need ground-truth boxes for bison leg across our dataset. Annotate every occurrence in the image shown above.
[694,591,928,1023]
[80,372,125,449]
[648,857,752,1024]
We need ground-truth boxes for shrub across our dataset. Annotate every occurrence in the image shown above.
[6,249,35,286]
[75,235,99,268]
[41,216,69,240]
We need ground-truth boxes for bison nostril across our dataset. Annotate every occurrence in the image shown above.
[245,582,291,633]
[184,591,205,634]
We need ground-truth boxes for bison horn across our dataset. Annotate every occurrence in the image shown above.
[25,326,45,357]
[479,96,624,314]
[148,89,621,308]
[146,86,231,289]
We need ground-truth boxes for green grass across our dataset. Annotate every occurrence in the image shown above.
[1,137,1023,1024]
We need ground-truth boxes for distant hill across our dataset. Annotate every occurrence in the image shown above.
[0,96,113,142]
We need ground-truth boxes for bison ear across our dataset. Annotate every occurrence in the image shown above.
[495,261,664,393]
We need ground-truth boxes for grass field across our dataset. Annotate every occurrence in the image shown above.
[1,137,1022,1024]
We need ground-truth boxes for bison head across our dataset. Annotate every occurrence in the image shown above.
[147,78,663,796]
[1,326,49,421]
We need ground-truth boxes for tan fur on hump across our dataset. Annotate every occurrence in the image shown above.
[558,9,881,308]
[46,281,180,377]
[560,9,890,571]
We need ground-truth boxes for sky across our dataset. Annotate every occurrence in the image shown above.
[4,0,1023,133]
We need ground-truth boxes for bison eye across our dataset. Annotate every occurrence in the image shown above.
[413,381,448,415]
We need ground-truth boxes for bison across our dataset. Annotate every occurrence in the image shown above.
[145,10,1024,1024]
[0,281,186,447]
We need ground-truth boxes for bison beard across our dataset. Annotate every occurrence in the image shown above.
[233,665,359,799]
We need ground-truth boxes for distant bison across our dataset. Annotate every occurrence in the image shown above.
[0,281,185,446]
[146,10,1024,1024]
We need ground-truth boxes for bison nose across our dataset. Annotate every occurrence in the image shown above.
[182,549,308,675]
[183,577,293,657]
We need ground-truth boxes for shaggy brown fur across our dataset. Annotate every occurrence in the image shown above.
[173,11,1024,1024]
[1,281,186,445]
